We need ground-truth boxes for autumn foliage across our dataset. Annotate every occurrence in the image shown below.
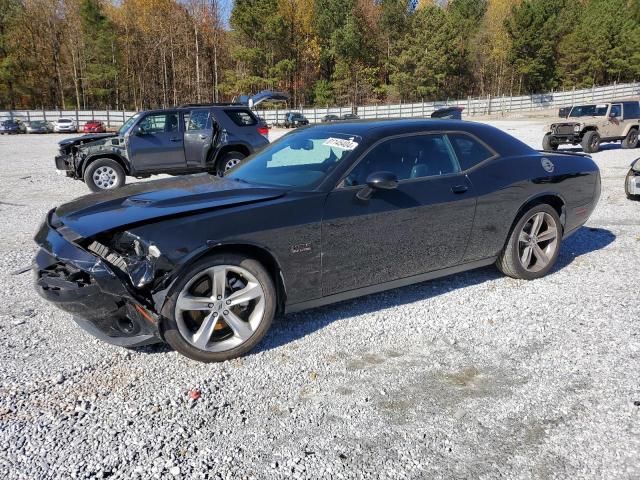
[0,0,638,110]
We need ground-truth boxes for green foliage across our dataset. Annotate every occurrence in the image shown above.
[558,0,640,87]
[80,0,117,104]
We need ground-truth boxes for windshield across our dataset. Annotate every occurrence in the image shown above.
[569,104,608,117]
[225,129,361,189]
[1,121,15,126]
[118,113,140,135]
[31,121,45,127]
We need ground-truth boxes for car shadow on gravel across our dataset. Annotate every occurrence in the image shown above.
[559,144,622,153]
[254,226,615,354]
[128,227,615,358]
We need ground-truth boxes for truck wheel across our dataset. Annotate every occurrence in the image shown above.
[622,128,639,149]
[542,134,558,151]
[581,131,600,153]
[84,158,126,192]
[216,151,246,176]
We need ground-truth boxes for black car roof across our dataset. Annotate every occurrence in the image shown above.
[300,118,534,156]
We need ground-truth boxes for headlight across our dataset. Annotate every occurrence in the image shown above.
[88,231,162,288]
[574,124,581,132]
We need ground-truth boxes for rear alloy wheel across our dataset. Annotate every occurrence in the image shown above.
[622,128,639,149]
[216,151,246,176]
[496,204,562,280]
[581,130,600,153]
[163,254,275,362]
[84,158,126,192]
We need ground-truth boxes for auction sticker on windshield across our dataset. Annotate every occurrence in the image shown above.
[323,137,359,150]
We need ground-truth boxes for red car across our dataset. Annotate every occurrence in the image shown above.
[83,120,106,133]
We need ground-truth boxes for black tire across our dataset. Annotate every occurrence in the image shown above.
[625,169,640,200]
[162,253,276,362]
[215,151,246,176]
[581,130,600,153]
[542,134,559,151]
[496,203,563,280]
[622,128,639,149]
[83,158,126,192]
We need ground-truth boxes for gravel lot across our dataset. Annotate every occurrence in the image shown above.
[1,120,639,479]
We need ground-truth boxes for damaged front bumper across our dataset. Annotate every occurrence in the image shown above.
[32,211,162,347]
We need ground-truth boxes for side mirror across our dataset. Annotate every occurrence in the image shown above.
[356,171,399,200]
[134,125,146,136]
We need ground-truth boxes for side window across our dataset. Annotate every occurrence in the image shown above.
[344,134,459,186]
[610,104,622,118]
[186,110,209,130]
[623,102,640,119]
[139,113,178,134]
[225,109,257,126]
[447,133,494,171]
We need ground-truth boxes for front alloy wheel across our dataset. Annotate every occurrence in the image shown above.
[163,254,275,362]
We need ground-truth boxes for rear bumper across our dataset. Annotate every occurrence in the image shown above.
[32,213,162,348]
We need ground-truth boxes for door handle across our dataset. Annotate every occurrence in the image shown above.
[451,185,468,194]
[199,134,208,139]
[170,137,182,142]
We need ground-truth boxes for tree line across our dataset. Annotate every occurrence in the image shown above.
[0,0,638,110]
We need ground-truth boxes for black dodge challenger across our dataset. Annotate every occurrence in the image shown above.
[33,119,601,362]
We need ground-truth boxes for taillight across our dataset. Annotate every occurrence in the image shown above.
[258,126,269,137]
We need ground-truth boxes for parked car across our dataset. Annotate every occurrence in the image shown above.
[26,120,53,134]
[558,106,572,118]
[83,120,106,133]
[53,118,78,133]
[431,106,464,120]
[341,113,360,120]
[33,119,601,362]
[321,114,340,123]
[54,104,269,192]
[0,119,26,134]
[625,157,640,200]
[543,100,640,153]
[283,112,309,128]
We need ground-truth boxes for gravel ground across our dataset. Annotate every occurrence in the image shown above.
[0,120,638,480]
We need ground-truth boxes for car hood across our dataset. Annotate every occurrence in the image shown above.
[58,133,117,148]
[55,174,287,239]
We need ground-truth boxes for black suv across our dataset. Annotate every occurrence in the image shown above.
[55,105,269,192]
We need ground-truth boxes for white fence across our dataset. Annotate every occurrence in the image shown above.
[1,81,638,128]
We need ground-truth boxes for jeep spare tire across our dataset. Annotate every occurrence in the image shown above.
[84,158,126,192]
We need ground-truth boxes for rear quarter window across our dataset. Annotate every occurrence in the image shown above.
[225,109,258,126]
[447,133,495,171]
[623,102,640,119]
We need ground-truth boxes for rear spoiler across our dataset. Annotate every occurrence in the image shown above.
[537,150,592,158]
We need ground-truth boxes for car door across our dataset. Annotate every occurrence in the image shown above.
[602,103,623,138]
[183,108,214,168]
[127,111,186,171]
[321,133,477,296]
